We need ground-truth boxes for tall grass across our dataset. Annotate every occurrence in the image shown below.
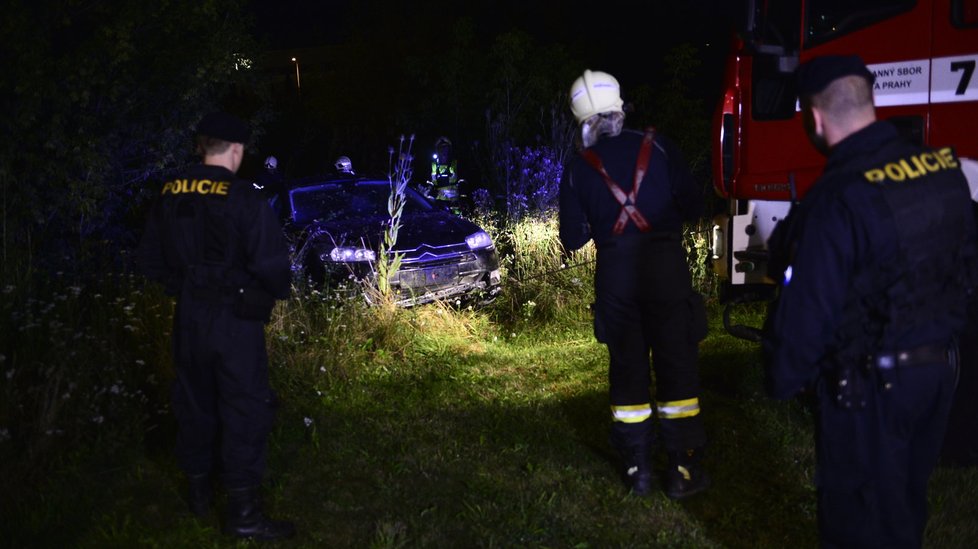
[488,213,596,332]
[1,218,976,548]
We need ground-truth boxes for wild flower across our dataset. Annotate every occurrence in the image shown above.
[503,145,563,222]
[304,417,314,427]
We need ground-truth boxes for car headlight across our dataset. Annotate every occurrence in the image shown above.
[327,247,376,262]
[465,230,493,250]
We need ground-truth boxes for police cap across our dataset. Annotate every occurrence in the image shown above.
[795,55,875,97]
[196,111,251,143]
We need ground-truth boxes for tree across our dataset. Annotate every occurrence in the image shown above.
[0,0,265,277]
[629,43,712,182]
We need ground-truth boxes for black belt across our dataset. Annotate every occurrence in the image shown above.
[189,286,240,305]
[870,343,950,370]
[597,231,682,249]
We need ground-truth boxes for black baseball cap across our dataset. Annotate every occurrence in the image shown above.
[196,111,251,143]
[795,55,875,97]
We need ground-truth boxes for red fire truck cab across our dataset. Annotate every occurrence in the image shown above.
[710,0,978,332]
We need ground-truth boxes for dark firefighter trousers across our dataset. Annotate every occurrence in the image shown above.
[815,357,956,548]
[593,233,707,452]
[171,296,278,490]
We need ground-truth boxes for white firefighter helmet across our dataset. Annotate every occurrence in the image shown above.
[335,155,354,173]
[569,69,624,124]
[264,155,278,170]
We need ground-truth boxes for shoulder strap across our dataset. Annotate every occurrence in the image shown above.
[578,128,656,234]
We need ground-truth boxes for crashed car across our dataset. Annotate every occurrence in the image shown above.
[278,175,501,306]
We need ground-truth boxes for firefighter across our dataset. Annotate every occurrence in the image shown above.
[136,112,296,540]
[428,136,459,205]
[559,69,710,499]
[335,155,355,175]
[762,55,978,547]
[256,155,285,211]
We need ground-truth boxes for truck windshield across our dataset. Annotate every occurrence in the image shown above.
[804,0,917,47]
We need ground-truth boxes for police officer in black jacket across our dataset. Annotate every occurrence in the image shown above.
[762,56,978,547]
[560,70,710,499]
[136,112,295,540]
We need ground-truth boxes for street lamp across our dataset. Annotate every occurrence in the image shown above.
[291,57,301,94]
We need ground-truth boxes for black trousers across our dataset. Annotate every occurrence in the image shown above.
[815,359,956,548]
[171,298,277,490]
[593,234,707,452]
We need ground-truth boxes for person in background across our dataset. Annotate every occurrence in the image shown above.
[762,55,978,547]
[136,111,296,541]
[428,136,460,205]
[255,155,281,192]
[334,155,355,175]
[559,69,710,500]
[256,154,287,216]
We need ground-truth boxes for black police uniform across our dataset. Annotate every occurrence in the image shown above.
[763,120,978,547]
[137,160,292,492]
[560,127,708,497]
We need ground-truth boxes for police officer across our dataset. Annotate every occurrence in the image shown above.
[559,69,710,499]
[136,112,295,540]
[762,55,978,547]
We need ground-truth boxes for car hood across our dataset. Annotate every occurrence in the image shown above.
[298,210,485,252]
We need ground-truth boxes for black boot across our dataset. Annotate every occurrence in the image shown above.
[186,473,213,518]
[663,447,710,500]
[609,421,655,496]
[223,486,296,541]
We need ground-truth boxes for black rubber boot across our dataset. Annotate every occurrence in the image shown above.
[609,421,656,496]
[223,486,296,541]
[664,447,710,500]
[187,473,213,518]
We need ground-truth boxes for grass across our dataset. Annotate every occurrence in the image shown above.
[1,218,976,548]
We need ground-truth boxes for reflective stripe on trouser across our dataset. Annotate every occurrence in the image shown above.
[657,398,701,419]
[611,403,653,423]
[595,236,707,452]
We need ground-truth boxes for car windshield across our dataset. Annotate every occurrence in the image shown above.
[288,180,433,224]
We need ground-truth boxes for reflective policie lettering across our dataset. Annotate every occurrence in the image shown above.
[161,179,230,196]
[863,148,960,183]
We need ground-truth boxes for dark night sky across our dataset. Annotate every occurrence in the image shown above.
[244,0,747,176]
[249,0,745,90]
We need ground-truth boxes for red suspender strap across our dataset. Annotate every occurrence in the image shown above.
[578,128,655,234]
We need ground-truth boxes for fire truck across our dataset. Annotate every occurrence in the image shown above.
[710,0,978,340]
[710,0,978,464]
